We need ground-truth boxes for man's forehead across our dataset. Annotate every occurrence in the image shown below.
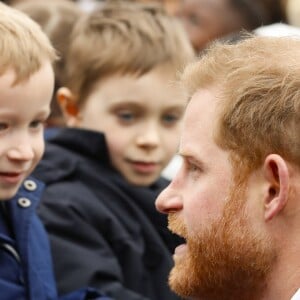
[186,86,219,106]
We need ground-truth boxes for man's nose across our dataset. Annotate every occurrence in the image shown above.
[155,183,183,214]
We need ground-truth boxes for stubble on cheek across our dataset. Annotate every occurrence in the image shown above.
[166,187,277,300]
[168,213,187,238]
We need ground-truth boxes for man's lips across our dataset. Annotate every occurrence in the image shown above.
[174,243,188,260]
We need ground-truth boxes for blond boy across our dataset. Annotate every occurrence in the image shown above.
[0,3,108,300]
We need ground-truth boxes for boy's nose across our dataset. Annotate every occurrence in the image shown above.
[7,143,34,161]
[136,125,160,148]
[155,184,183,214]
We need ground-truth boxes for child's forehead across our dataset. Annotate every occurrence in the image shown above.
[79,67,186,114]
[0,61,54,89]
[91,64,176,88]
[87,67,182,101]
[0,68,18,88]
[0,63,53,116]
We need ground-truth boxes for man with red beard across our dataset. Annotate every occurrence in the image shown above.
[156,35,300,300]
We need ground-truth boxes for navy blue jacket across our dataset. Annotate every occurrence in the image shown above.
[34,128,181,300]
[0,177,110,300]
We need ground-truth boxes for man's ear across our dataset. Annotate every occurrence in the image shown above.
[263,154,289,221]
[57,87,81,126]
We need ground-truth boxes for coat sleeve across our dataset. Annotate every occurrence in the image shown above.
[37,181,150,300]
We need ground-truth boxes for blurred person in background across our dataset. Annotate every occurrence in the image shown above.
[283,0,300,27]
[135,0,180,16]
[176,0,285,53]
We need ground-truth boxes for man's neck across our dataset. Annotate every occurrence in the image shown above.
[261,247,300,300]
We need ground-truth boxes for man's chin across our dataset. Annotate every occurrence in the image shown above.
[168,259,195,298]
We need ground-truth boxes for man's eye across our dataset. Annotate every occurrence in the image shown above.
[0,123,8,131]
[188,163,198,172]
[187,162,202,180]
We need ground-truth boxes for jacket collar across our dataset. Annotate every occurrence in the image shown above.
[6,178,44,255]
[49,127,110,163]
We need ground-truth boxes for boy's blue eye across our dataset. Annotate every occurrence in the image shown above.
[30,120,44,129]
[117,111,135,122]
[162,114,179,125]
[0,123,8,131]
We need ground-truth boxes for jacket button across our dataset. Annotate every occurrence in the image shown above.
[23,180,37,191]
[18,197,31,208]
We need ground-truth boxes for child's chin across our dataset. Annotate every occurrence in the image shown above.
[126,174,158,187]
[0,186,21,201]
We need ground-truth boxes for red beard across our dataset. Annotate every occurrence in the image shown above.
[168,184,277,300]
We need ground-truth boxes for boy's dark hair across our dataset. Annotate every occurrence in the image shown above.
[64,0,195,106]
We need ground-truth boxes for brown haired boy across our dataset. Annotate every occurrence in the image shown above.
[33,1,194,299]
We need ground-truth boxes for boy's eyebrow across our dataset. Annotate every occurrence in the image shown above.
[109,100,186,111]
[109,101,145,110]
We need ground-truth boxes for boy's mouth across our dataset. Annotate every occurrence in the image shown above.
[0,171,24,184]
[127,160,160,174]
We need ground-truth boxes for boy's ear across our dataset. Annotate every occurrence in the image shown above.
[57,87,81,126]
[263,154,289,222]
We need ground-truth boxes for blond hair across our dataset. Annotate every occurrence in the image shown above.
[14,0,83,125]
[65,0,195,105]
[0,2,57,84]
[182,35,300,174]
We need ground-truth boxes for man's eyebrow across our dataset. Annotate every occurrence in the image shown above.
[178,151,205,168]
